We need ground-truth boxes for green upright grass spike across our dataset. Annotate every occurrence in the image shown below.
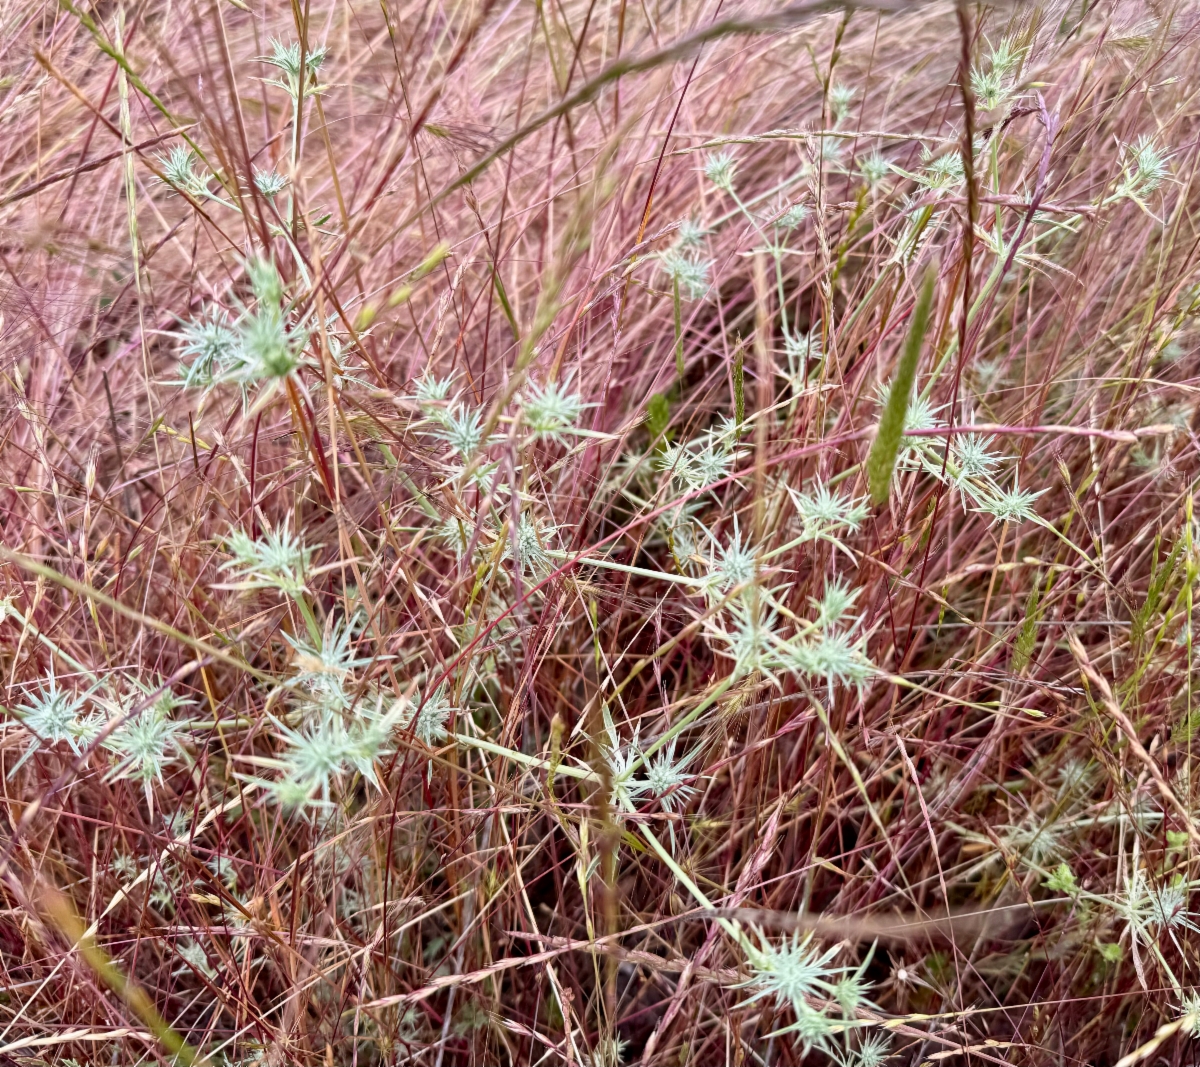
[673,277,685,379]
[733,335,745,428]
[868,261,938,506]
[1011,574,1043,674]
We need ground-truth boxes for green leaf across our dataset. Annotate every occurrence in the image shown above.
[1044,861,1078,895]
[867,261,938,505]
[733,336,745,427]
[673,277,685,379]
[647,392,671,447]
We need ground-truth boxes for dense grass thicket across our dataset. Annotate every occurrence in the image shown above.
[4,0,1200,1063]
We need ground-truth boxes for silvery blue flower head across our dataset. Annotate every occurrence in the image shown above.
[394,683,454,746]
[703,151,737,193]
[102,681,192,799]
[253,168,288,199]
[522,380,587,442]
[972,480,1045,526]
[262,38,330,96]
[438,404,485,458]
[10,670,96,774]
[220,521,314,597]
[659,249,712,300]
[285,614,372,712]
[414,372,455,414]
[174,312,240,389]
[859,152,890,185]
[1120,136,1170,198]
[741,929,842,1015]
[503,513,555,576]
[778,202,810,230]
[704,522,757,596]
[790,629,874,690]
[952,433,1000,485]
[156,146,210,199]
[644,740,697,812]
[15,672,85,750]
[829,83,857,124]
[811,577,860,631]
[231,306,303,382]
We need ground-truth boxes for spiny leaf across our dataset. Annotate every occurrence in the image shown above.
[868,261,938,506]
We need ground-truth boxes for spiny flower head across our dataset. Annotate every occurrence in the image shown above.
[14,673,87,751]
[272,717,354,806]
[231,306,303,381]
[437,515,474,559]
[504,512,554,576]
[175,940,215,978]
[1178,990,1200,1036]
[601,707,649,813]
[721,598,785,681]
[522,380,586,441]
[791,484,869,538]
[660,438,731,492]
[829,82,857,124]
[973,480,1045,526]
[742,930,842,1010]
[157,146,210,199]
[110,852,140,881]
[837,1031,893,1067]
[811,577,860,631]
[784,1000,838,1056]
[1121,135,1170,197]
[777,202,810,230]
[790,630,874,689]
[704,524,757,594]
[285,614,371,712]
[971,65,1010,111]
[859,152,890,185]
[103,694,189,791]
[246,256,285,306]
[830,960,876,1018]
[987,36,1023,76]
[220,522,314,597]
[262,38,329,95]
[414,372,454,413]
[674,218,709,247]
[438,404,485,458]
[174,312,239,389]
[703,151,737,192]
[395,683,454,746]
[918,151,965,192]
[659,249,712,300]
[904,395,943,433]
[253,168,288,199]
[581,1035,629,1067]
[952,433,1001,484]
[784,327,822,369]
[644,740,697,812]
[1145,878,1199,934]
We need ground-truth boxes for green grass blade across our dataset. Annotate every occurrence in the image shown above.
[868,262,938,506]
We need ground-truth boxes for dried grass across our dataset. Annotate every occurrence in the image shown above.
[2,0,1200,1063]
